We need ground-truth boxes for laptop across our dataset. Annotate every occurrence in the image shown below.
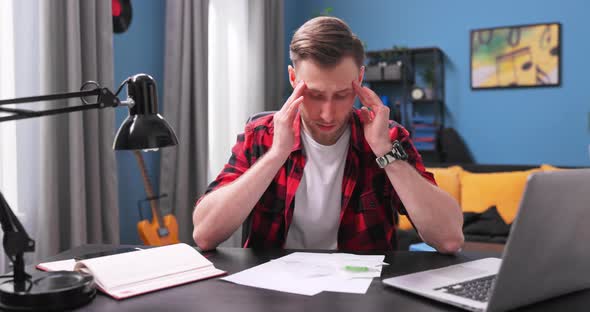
[383,169,590,312]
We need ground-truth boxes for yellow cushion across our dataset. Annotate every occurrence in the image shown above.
[427,166,462,202]
[541,164,562,171]
[397,166,462,230]
[460,168,540,223]
[397,215,414,231]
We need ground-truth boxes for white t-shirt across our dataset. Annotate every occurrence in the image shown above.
[284,126,351,249]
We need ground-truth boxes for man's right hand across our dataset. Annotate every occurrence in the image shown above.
[193,80,306,250]
[270,80,306,158]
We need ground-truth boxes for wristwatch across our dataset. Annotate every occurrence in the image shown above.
[376,140,408,168]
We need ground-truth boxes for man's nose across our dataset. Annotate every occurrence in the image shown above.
[319,100,335,122]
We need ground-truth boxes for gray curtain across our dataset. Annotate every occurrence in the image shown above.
[160,0,284,246]
[36,0,119,258]
[256,0,285,111]
[160,0,210,244]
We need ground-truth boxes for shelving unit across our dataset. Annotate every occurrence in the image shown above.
[364,47,446,162]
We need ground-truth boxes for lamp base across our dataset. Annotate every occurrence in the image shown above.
[0,271,96,311]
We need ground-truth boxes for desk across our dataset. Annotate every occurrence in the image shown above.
[37,245,590,311]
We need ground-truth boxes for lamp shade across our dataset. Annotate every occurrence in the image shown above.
[113,74,178,150]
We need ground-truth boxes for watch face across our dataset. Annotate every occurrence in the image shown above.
[411,87,424,100]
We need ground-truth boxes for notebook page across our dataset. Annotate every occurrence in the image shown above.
[106,266,226,299]
[37,259,76,271]
[74,243,213,291]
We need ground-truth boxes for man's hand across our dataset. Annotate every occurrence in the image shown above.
[193,80,306,250]
[270,80,306,158]
[352,80,392,157]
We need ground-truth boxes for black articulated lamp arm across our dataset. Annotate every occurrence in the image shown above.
[0,83,122,123]
[0,192,34,291]
[0,192,34,254]
[0,73,179,150]
[0,73,177,310]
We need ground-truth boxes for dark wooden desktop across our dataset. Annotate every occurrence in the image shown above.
[36,244,590,312]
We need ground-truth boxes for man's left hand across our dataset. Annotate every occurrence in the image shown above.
[352,80,392,157]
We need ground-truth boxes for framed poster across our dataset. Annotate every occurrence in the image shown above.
[470,22,561,89]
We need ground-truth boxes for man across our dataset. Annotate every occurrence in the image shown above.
[193,16,464,253]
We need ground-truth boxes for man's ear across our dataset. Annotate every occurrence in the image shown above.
[358,66,365,84]
[288,65,297,88]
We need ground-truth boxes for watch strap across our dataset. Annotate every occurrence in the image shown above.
[376,140,408,168]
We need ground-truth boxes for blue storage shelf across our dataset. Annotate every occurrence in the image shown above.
[414,141,436,151]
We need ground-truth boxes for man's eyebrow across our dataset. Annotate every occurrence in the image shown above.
[335,88,353,93]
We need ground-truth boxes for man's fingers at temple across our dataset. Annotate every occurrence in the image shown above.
[353,81,378,111]
[369,90,389,119]
[290,80,306,103]
[360,87,382,112]
[285,80,303,104]
[352,80,367,104]
[286,96,304,121]
[281,81,303,112]
[359,106,372,123]
[353,83,389,121]
[365,87,383,107]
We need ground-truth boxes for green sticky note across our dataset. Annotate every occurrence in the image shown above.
[344,265,369,272]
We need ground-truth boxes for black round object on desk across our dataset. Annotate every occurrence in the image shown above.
[0,271,96,311]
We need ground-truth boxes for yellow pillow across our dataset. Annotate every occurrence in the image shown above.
[541,164,562,171]
[397,166,462,231]
[460,168,540,223]
[397,215,414,231]
[426,166,462,202]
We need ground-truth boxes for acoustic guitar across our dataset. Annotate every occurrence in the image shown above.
[134,151,179,246]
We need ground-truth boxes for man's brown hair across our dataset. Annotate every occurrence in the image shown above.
[289,16,364,67]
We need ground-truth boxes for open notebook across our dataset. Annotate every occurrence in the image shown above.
[36,243,226,299]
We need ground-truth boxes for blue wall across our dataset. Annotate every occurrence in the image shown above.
[114,0,166,244]
[114,0,590,243]
[285,0,590,166]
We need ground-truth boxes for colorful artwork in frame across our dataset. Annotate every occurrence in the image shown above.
[470,22,561,89]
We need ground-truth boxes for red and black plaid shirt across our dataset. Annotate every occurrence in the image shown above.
[198,109,435,251]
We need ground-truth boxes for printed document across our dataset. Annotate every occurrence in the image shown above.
[222,252,386,296]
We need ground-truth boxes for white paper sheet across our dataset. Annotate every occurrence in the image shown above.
[221,252,386,296]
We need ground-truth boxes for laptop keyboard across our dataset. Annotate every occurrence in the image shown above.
[434,275,496,302]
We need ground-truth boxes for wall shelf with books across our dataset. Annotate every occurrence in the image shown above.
[365,47,446,162]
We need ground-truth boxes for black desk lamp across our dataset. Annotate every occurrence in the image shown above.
[0,73,178,311]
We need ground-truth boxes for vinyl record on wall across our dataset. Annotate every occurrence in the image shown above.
[113,0,132,33]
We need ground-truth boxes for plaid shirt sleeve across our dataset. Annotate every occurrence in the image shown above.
[387,121,437,216]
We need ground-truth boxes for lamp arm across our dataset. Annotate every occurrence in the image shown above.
[0,86,121,123]
[0,192,34,288]
[0,192,34,255]
[0,80,125,287]
[0,74,177,304]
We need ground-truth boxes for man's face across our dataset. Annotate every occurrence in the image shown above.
[289,56,363,145]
